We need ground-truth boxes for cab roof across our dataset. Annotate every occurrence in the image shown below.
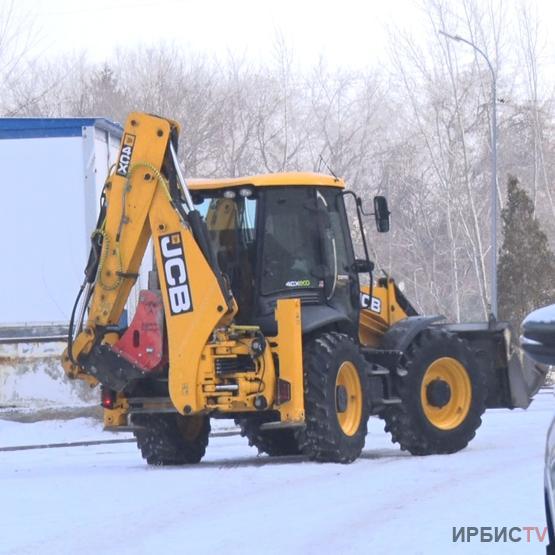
[187,171,345,190]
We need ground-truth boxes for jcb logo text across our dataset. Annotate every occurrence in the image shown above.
[159,233,193,315]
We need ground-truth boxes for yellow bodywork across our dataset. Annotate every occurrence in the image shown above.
[103,393,129,428]
[273,298,305,422]
[188,172,345,190]
[359,279,410,347]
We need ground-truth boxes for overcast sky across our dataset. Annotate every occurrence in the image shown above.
[13,0,423,68]
[5,0,555,74]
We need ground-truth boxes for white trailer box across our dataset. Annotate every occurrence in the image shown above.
[0,118,127,410]
[0,118,124,328]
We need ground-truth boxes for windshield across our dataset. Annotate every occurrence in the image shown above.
[260,188,324,295]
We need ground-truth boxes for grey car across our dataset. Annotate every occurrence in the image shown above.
[544,416,555,554]
[521,304,555,555]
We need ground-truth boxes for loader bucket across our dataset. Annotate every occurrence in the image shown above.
[512,303,555,407]
[444,320,548,410]
[506,348,549,409]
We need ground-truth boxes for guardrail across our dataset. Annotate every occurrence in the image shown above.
[0,324,68,344]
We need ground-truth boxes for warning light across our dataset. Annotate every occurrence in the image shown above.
[276,379,291,405]
[101,387,116,410]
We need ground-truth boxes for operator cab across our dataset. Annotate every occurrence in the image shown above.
[190,173,362,336]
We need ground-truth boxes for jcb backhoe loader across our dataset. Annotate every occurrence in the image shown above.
[62,112,547,464]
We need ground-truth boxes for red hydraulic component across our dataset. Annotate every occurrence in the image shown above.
[111,290,165,372]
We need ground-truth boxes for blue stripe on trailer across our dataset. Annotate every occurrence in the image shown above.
[0,118,123,140]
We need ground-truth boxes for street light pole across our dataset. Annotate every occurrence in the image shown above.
[439,30,498,319]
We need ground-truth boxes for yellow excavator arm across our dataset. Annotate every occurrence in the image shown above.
[63,113,240,412]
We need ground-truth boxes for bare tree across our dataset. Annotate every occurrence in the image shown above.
[1,1,553,325]
[0,0,43,115]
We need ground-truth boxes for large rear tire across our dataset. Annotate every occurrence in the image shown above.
[236,416,301,456]
[381,328,486,455]
[133,413,210,465]
[298,332,370,463]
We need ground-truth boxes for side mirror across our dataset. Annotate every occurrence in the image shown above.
[374,196,390,233]
[353,259,375,273]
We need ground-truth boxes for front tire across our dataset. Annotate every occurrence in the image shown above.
[381,328,486,455]
[298,332,370,463]
[133,413,210,465]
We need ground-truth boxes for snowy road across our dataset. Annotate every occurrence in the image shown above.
[1,394,553,555]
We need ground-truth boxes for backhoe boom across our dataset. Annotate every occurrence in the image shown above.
[63,112,237,413]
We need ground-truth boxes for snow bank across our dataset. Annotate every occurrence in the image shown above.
[0,340,97,409]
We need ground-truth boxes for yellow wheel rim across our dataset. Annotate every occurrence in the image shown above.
[335,361,363,436]
[420,357,472,430]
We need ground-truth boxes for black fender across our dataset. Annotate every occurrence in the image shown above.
[253,304,352,337]
[301,305,353,335]
[381,315,445,352]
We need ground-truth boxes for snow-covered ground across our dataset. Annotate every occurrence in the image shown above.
[1,393,553,555]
